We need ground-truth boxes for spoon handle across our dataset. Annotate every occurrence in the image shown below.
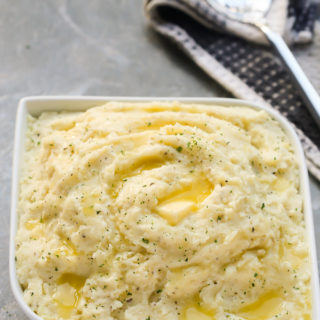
[260,24,320,129]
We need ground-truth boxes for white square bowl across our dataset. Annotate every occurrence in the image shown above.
[10,96,320,320]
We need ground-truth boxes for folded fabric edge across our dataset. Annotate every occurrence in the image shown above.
[145,0,317,48]
[145,0,269,45]
[144,12,320,181]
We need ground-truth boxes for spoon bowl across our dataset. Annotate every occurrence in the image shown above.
[207,0,320,128]
[209,0,272,22]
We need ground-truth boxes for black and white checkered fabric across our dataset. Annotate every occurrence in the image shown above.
[145,0,320,180]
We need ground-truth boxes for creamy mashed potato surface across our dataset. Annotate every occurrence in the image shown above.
[16,102,311,320]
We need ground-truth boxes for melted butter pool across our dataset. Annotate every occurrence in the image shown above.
[157,175,213,225]
[238,292,283,319]
[54,273,86,318]
[181,292,283,320]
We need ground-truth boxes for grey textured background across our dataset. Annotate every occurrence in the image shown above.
[0,1,319,318]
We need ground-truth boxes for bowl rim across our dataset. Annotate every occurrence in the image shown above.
[10,96,320,320]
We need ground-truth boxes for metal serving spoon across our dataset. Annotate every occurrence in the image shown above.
[207,0,320,128]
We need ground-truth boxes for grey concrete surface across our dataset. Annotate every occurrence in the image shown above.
[0,1,319,318]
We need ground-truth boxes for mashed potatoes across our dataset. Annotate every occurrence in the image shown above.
[16,101,311,320]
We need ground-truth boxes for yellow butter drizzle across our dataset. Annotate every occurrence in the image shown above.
[82,194,99,216]
[25,220,45,237]
[183,306,215,320]
[111,156,165,198]
[55,273,86,318]
[181,298,216,320]
[25,221,39,230]
[56,238,79,256]
[117,156,164,180]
